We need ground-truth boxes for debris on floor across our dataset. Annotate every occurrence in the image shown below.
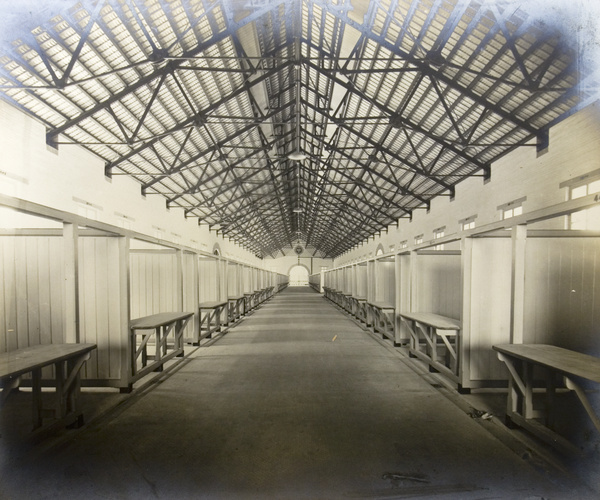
[469,408,493,420]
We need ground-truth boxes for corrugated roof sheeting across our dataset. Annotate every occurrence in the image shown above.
[0,0,597,257]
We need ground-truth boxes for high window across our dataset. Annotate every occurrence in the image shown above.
[433,227,445,251]
[569,179,600,230]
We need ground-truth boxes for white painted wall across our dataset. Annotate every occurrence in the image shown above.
[336,102,600,265]
[0,100,263,267]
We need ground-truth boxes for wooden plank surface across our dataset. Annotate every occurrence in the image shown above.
[0,344,96,379]
[198,301,228,309]
[493,344,600,383]
[228,296,244,300]
[367,301,395,309]
[130,312,194,329]
[400,312,461,330]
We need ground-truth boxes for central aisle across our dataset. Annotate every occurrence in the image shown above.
[1,287,592,499]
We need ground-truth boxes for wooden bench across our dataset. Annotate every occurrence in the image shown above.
[228,296,245,324]
[352,296,368,323]
[255,289,267,306]
[0,343,96,433]
[367,302,396,341]
[494,344,600,454]
[243,292,255,313]
[342,293,353,314]
[198,302,228,342]
[330,289,343,308]
[129,312,193,389]
[400,312,462,387]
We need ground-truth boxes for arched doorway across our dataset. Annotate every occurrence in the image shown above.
[289,265,309,286]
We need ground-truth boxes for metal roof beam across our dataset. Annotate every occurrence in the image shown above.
[312,0,539,137]
[47,0,290,142]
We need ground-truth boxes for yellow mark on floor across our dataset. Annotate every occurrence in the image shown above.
[332,335,337,342]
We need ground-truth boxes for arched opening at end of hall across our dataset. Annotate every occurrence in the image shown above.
[289,265,309,287]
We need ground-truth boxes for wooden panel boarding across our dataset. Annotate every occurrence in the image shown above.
[78,236,123,381]
[130,250,179,318]
[523,237,600,356]
[0,236,65,380]
[375,259,395,306]
[182,252,199,343]
[199,258,219,302]
[0,236,65,351]
[415,253,462,319]
[467,238,512,382]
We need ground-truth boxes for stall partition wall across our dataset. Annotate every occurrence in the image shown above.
[412,251,462,318]
[218,259,228,301]
[198,257,219,302]
[251,268,258,292]
[523,236,600,356]
[309,273,320,290]
[129,249,181,318]
[1,235,65,357]
[183,252,200,342]
[227,263,240,298]
[464,238,513,384]
[1,234,67,382]
[374,258,395,305]
[0,232,128,384]
[356,264,368,298]
[79,235,126,382]
[344,267,353,295]
[367,260,376,303]
[242,267,253,294]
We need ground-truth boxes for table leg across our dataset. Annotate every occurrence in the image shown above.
[31,368,43,429]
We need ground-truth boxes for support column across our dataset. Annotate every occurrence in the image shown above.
[409,250,418,313]
[176,249,183,312]
[63,222,79,343]
[320,268,325,293]
[394,254,402,344]
[510,224,527,344]
[460,237,473,389]
[118,236,131,390]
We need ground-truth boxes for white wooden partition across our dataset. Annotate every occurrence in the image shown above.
[242,266,253,294]
[79,234,126,382]
[411,251,462,318]
[129,245,181,318]
[355,263,367,298]
[523,235,600,355]
[183,251,200,343]
[227,262,240,297]
[1,234,65,354]
[199,256,219,302]
[374,256,395,305]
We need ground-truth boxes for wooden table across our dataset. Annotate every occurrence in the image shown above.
[129,312,193,388]
[243,292,255,313]
[352,296,367,322]
[494,343,600,454]
[228,296,245,323]
[400,312,461,386]
[0,343,96,432]
[253,289,266,306]
[342,293,353,314]
[367,302,396,341]
[198,301,228,342]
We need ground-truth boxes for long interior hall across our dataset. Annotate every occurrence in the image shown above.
[1,287,593,499]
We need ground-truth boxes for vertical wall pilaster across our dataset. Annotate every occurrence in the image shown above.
[63,222,79,343]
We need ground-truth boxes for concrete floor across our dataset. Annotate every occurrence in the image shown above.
[1,287,598,499]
